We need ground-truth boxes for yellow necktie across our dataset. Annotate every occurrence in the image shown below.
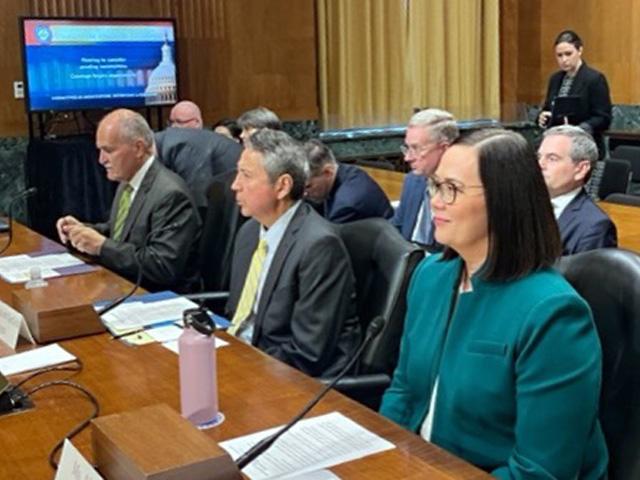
[112,184,133,241]
[229,238,268,335]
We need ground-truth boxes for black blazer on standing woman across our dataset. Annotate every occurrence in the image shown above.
[542,62,612,154]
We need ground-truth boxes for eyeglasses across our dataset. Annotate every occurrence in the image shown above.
[427,177,484,205]
[400,143,439,157]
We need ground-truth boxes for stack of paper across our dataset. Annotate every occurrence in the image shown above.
[0,344,76,376]
[220,411,395,479]
[0,252,93,283]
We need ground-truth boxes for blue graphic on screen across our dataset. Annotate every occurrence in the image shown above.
[23,21,177,111]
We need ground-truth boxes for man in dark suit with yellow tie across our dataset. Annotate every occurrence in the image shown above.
[56,109,201,291]
[227,128,361,377]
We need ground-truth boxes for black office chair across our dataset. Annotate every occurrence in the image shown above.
[326,218,424,409]
[598,158,631,200]
[197,170,247,294]
[611,146,640,182]
[604,193,640,207]
[556,249,640,480]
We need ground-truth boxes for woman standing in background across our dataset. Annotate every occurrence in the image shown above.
[538,30,612,156]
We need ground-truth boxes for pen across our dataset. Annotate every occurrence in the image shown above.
[110,320,180,340]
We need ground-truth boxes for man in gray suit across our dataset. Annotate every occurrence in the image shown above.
[227,129,361,377]
[56,109,201,292]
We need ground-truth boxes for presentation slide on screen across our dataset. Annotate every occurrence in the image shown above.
[22,19,177,111]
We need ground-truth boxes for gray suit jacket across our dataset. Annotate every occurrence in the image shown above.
[227,203,361,377]
[155,128,242,208]
[92,160,201,291]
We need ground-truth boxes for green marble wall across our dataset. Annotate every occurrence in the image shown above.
[0,137,28,224]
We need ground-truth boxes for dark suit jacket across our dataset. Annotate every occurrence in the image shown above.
[390,173,426,241]
[155,128,242,208]
[558,189,617,255]
[324,164,393,223]
[542,62,612,154]
[227,203,361,377]
[92,160,202,291]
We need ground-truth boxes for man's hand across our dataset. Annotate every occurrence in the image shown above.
[67,225,106,256]
[55,215,82,245]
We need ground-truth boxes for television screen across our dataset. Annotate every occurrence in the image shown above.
[20,17,178,112]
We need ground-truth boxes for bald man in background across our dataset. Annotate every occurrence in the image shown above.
[156,99,242,207]
[168,100,203,129]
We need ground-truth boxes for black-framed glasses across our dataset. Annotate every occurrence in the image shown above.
[427,177,484,205]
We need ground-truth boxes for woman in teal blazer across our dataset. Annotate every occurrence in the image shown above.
[380,129,608,479]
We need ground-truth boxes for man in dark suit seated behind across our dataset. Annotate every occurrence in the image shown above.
[538,125,617,255]
[56,109,201,292]
[303,139,393,223]
[155,126,242,208]
[227,129,361,377]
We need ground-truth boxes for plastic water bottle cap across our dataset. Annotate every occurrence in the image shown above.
[29,266,42,280]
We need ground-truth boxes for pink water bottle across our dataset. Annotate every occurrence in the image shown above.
[179,308,220,429]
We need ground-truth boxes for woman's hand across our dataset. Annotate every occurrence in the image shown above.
[538,111,552,128]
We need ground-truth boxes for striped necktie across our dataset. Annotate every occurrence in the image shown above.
[228,238,268,336]
[112,184,133,241]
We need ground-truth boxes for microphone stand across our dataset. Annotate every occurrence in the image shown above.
[235,316,386,470]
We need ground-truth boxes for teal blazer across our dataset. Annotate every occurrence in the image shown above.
[380,255,608,479]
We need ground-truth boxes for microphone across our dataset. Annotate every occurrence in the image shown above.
[234,316,386,470]
[0,188,38,256]
[98,222,179,317]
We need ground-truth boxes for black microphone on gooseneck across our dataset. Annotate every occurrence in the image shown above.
[234,315,387,470]
[0,187,38,256]
[98,222,179,317]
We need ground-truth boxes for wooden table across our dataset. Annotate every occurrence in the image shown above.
[599,201,640,253]
[0,223,134,306]
[0,225,489,479]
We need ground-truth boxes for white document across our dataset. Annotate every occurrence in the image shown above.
[101,297,199,331]
[0,301,24,348]
[0,253,85,283]
[55,439,104,480]
[0,343,76,376]
[287,470,340,480]
[162,336,229,354]
[219,411,395,480]
[0,300,35,347]
[146,325,184,343]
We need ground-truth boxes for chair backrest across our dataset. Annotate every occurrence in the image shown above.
[198,170,247,292]
[604,193,640,207]
[556,249,640,480]
[611,146,640,182]
[599,158,631,200]
[337,218,424,375]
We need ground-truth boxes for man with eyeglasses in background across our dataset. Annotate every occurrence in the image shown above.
[391,109,459,250]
